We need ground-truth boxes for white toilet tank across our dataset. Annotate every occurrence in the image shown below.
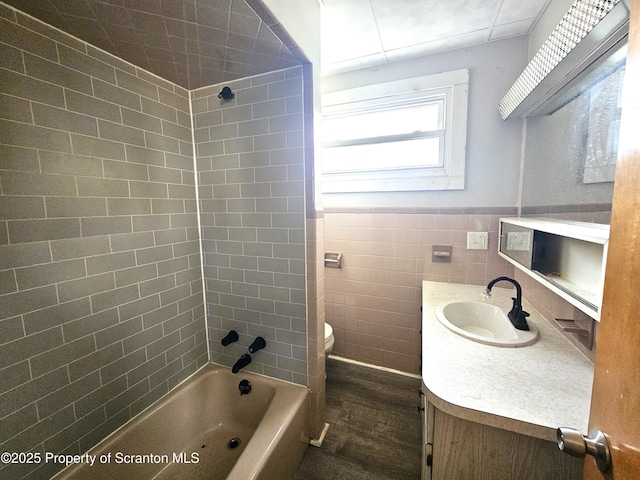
[324,323,334,355]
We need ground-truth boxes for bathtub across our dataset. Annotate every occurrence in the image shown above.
[54,364,310,480]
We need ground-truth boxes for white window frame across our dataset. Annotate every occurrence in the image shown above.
[321,69,469,193]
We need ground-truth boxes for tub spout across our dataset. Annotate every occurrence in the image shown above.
[248,336,266,353]
[232,354,251,374]
[221,330,239,346]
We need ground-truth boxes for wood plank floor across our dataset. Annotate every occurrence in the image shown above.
[293,358,422,480]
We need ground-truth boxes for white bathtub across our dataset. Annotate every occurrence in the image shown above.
[54,364,310,480]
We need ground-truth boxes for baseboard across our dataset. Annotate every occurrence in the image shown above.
[328,355,422,380]
[309,422,330,447]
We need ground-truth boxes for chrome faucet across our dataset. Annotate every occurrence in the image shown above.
[484,276,530,331]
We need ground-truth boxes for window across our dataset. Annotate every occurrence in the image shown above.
[321,69,469,193]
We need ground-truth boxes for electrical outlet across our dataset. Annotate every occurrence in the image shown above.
[467,232,488,250]
[506,232,531,251]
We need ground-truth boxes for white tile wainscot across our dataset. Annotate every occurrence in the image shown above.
[420,281,594,480]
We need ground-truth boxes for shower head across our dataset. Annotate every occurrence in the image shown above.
[218,86,235,100]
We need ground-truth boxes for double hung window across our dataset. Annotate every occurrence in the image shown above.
[321,69,469,192]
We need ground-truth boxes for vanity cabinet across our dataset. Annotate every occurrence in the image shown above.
[420,281,594,480]
[419,394,583,480]
[420,388,434,480]
[498,217,609,320]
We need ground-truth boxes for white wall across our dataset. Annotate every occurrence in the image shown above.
[321,36,529,208]
[259,0,321,66]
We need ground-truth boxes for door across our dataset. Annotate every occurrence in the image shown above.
[583,0,640,478]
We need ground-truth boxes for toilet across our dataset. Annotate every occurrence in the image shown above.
[324,323,334,356]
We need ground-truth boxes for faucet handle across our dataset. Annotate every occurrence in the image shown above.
[221,330,239,346]
[248,337,266,354]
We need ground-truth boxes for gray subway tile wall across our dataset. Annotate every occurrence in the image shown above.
[192,67,308,385]
[0,6,207,479]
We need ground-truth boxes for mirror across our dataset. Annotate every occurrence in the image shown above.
[520,41,627,224]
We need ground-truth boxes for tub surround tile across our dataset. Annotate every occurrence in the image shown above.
[195,69,308,385]
[0,7,207,480]
[0,5,319,480]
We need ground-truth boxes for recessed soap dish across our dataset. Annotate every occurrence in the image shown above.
[554,318,593,350]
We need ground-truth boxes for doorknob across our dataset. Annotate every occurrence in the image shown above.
[556,427,611,472]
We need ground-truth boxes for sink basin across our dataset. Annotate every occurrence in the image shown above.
[435,301,539,347]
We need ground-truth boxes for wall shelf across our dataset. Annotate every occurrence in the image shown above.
[499,217,609,320]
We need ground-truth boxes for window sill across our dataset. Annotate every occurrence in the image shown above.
[322,169,465,193]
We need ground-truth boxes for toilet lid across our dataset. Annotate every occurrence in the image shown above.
[324,323,333,339]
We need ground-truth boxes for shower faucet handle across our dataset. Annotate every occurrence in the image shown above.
[221,330,239,346]
[248,336,266,353]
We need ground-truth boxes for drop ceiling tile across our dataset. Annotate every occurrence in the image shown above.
[384,29,491,63]
[489,18,536,40]
[321,0,383,65]
[495,0,550,26]
[370,0,499,51]
[322,52,388,77]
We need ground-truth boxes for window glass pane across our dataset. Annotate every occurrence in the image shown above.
[323,102,442,143]
[323,137,441,173]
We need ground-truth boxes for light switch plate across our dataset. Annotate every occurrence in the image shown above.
[467,232,488,250]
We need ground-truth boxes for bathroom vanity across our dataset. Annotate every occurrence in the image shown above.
[421,281,594,480]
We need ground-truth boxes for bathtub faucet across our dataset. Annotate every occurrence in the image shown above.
[484,276,530,331]
[232,354,252,374]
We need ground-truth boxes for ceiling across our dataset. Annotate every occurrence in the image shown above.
[6,0,554,88]
[321,0,553,75]
[4,0,299,90]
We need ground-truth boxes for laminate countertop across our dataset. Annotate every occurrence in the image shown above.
[421,281,594,442]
